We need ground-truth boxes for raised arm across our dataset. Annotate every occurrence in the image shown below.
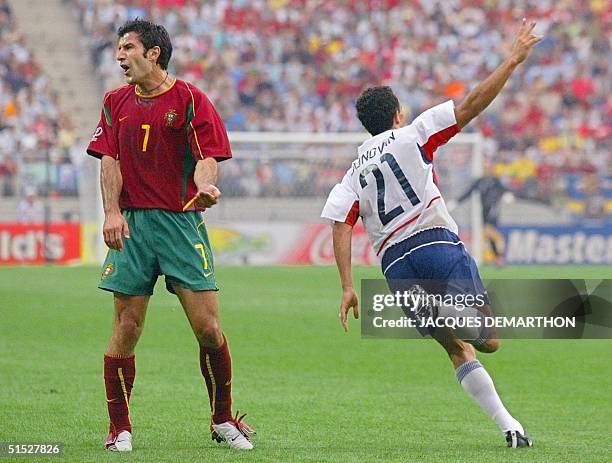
[454,18,543,129]
[101,156,130,251]
[193,158,222,208]
[332,221,359,332]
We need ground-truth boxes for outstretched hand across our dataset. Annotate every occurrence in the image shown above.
[339,287,359,332]
[510,18,543,65]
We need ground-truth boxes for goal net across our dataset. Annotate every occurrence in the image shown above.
[89,132,483,265]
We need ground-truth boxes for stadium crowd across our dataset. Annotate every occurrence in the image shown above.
[0,0,78,199]
[70,0,610,214]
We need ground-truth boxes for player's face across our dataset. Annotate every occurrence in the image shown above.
[116,32,156,85]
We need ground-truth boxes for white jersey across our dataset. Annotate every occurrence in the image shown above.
[321,100,460,257]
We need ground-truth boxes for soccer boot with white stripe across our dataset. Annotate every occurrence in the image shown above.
[211,411,255,450]
[105,430,132,452]
[506,430,533,448]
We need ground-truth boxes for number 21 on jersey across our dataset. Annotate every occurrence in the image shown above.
[359,152,421,226]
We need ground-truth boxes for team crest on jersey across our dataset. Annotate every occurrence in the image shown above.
[164,109,178,127]
[102,263,113,278]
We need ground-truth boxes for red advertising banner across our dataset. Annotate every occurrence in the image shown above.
[282,223,378,265]
[0,223,81,265]
[204,222,378,266]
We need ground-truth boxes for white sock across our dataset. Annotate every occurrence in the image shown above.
[456,359,524,434]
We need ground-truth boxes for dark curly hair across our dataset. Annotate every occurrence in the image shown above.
[118,19,172,70]
[356,86,400,135]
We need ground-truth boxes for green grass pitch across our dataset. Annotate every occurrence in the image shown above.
[1,265,611,462]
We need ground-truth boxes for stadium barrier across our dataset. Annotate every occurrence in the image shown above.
[3,222,610,266]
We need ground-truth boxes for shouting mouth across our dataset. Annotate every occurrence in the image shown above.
[120,63,131,76]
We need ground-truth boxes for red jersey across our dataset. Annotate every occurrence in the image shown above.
[87,79,232,211]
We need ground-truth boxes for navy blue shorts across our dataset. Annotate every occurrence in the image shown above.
[381,228,489,335]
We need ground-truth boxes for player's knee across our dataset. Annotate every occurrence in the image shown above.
[476,337,501,353]
[116,314,144,341]
[444,339,475,364]
[194,320,223,348]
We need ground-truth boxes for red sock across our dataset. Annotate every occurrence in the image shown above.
[200,335,233,424]
[104,355,135,435]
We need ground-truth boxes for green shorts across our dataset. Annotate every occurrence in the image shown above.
[99,209,217,295]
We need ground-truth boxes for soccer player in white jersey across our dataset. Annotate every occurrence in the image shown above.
[322,19,542,448]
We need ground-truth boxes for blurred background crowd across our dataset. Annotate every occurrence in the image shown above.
[0,0,79,201]
[2,0,611,219]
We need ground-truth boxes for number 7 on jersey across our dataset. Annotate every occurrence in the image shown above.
[141,124,150,152]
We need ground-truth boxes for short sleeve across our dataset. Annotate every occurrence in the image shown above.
[321,174,360,226]
[187,85,232,162]
[411,100,460,161]
[87,98,117,160]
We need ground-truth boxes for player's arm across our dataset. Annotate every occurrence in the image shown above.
[332,222,359,332]
[88,93,129,250]
[193,158,221,208]
[454,18,542,129]
[186,84,232,209]
[322,177,360,331]
[100,156,130,251]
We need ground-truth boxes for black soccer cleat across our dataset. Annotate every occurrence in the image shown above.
[506,430,533,448]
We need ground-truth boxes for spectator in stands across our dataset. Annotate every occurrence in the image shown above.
[69,0,609,212]
[17,186,44,223]
[0,0,77,199]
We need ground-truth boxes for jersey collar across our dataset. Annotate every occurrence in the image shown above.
[135,78,177,98]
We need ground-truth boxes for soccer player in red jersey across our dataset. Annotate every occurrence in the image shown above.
[87,19,254,451]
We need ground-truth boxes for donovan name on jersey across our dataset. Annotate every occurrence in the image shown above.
[321,100,461,256]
